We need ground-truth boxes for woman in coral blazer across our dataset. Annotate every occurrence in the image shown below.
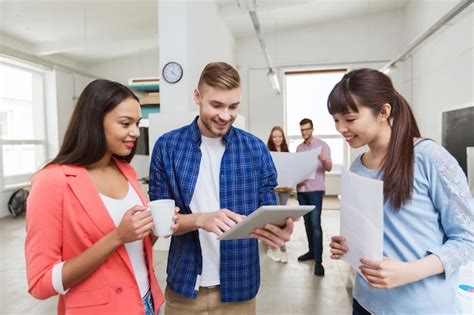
[26,79,172,315]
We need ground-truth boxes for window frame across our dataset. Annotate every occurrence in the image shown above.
[0,59,49,190]
[283,68,349,175]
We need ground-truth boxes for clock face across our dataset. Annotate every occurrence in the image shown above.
[162,62,183,84]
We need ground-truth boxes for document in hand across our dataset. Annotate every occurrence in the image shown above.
[270,148,321,188]
[340,168,383,273]
[217,205,314,241]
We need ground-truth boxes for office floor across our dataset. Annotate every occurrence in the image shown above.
[0,196,353,315]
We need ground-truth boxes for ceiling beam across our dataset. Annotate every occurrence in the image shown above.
[34,34,158,56]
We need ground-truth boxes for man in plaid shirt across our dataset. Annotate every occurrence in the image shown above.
[149,62,294,314]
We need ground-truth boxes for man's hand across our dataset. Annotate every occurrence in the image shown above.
[318,154,332,172]
[197,209,245,236]
[250,217,294,248]
[297,180,307,190]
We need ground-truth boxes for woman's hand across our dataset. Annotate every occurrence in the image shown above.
[116,205,154,244]
[359,257,418,289]
[329,235,348,259]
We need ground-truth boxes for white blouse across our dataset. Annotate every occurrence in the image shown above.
[52,182,150,298]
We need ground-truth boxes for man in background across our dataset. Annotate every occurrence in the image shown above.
[296,118,332,276]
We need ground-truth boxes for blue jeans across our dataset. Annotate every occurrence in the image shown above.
[143,290,156,315]
[297,191,324,262]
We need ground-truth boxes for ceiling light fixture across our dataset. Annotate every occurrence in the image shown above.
[238,0,280,93]
[380,0,472,74]
[267,68,280,93]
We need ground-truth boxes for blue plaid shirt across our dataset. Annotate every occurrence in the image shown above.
[149,117,277,302]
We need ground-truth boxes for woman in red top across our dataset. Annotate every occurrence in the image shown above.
[266,126,292,263]
[26,79,176,315]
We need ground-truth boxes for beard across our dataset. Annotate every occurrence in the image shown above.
[201,117,231,137]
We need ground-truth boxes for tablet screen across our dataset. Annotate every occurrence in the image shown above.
[218,205,314,240]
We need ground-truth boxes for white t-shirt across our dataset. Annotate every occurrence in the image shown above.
[51,182,150,298]
[189,135,225,287]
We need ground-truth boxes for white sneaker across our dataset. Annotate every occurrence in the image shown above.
[280,251,288,263]
[267,248,281,262]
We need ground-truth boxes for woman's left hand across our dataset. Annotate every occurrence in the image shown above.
[359,257,418,289]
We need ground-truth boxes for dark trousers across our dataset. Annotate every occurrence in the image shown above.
[297,191,324,262]
[353,299,371,315]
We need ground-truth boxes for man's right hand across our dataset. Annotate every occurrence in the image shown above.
[197,209,245,236]
[297,180,307,190]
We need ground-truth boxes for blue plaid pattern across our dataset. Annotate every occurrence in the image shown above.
[149,117,277,302]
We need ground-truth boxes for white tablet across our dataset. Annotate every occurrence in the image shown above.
[218,205,315,241]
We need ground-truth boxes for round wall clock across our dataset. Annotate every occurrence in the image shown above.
[162,61,183,84]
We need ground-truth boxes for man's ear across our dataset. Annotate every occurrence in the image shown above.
[380,103,392,121]
[193,88,201,105]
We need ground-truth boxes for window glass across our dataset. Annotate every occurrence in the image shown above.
[2,144,45,176]
[0,61,47,183]
[285,70,346,173]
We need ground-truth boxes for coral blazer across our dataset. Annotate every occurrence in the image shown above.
[25,159,164,315]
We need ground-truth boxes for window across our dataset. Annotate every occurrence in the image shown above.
[0,60,48,187]
[0,112,8,135]
[285,69,347,173]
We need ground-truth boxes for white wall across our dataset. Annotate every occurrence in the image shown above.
[54,70,96,143]
[86,48,159,86]
[390,2,473,143]
[158,1,236,114]
[186,2,237,98]
[238,10,403,142]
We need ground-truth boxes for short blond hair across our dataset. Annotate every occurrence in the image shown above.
[198,62,240,92]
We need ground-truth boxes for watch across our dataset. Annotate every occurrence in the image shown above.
[162,61,183,84]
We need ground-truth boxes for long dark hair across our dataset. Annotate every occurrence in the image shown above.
[267,126,289,152]
[46,79,139,167]
[327,68,421,209]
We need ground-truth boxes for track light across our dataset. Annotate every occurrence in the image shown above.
[267,68,280,94]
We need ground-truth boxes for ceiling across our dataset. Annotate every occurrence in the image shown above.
[0,0,159,65]
[0,0,407,66]
[217,0,407,38]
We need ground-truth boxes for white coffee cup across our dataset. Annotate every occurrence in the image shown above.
[148,199,175,237]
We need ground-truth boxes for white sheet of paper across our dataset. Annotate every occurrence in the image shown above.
[340,168,383,272]
[270,148,321,188]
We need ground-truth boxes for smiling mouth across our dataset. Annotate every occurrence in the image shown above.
[214,121,229,128]
[123,141,135,149]
[344,136,355,142]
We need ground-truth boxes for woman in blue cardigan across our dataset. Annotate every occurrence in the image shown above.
[328,68,473,314]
